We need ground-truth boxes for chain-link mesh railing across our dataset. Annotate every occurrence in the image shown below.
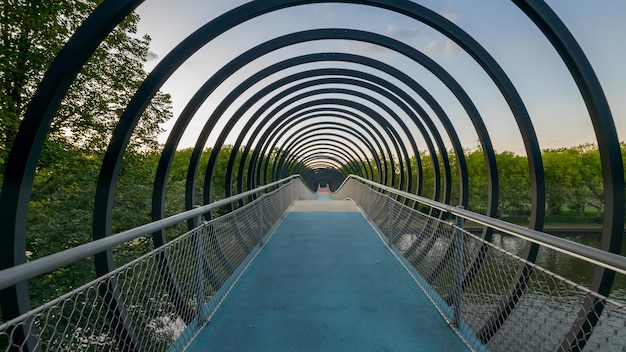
[334,177,626,352]
[0,178,314,351]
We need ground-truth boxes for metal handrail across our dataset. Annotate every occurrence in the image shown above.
[345,175,626,276]
[0,175,302,291]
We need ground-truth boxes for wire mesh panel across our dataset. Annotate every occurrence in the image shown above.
[0,180,313,352]
[339,178,626,352]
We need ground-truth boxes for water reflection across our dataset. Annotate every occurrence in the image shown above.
[491,232,626,298]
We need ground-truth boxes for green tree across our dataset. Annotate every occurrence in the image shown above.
[465,148,488,213]
[0,0,172,174]
[543,147,583,216]
[0,0,173,305]
[575,144,603,219]
[495,150,530,217]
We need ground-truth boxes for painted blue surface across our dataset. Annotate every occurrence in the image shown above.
[184,211,470,351]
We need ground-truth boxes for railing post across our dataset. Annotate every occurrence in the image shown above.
[256,194,266,247]
[363,182,369,219]
[280,186,285,219]
[387,192,394,248]
[453,206,465,329]
[364,184,368,216]
[192,208,206,324]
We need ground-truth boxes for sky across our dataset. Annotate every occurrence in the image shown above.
[133,0,626,156]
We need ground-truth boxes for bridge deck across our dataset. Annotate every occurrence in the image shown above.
[183,199,469,351]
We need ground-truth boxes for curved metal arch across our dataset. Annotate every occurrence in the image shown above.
[513,2,624,349]
[235,106,393,198]
[275,133,373,181]
[298,152,356,175]
[256,116,384,184]
[275,134,372,179]
[169,23,496,208]
[240,98,401,192]
[195,82,401,213]
[235,33,495,235]
[301,166,349,190]
[263,117,388,183]
[192,70,414,211]
[302,162,343,172]
[295,143,368,176]
[293,156,354,183]
[297,149,362,177]
[246,96,411,194]
[263,73,447,206]
[301,168,347,191]
[156,26,500,247]
[299,154,354,174]
[269,123,379,181]
[248,88,415,192]
[197,75,392,207]
[245,106,392,191]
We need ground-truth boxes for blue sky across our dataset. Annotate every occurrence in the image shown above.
[135,0,626,155]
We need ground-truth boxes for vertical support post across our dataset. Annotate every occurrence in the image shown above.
[192,209,206,324]
[453,206,465,329]
[256,194,266,247]
[363,182,369,219]
[387,192,394,248]
[280,184,285,220]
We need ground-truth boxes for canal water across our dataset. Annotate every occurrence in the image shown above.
[491,231,626,298]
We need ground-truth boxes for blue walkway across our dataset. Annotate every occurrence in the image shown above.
[185,201,469,351]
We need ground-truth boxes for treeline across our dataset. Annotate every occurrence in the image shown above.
[410,143,626,223]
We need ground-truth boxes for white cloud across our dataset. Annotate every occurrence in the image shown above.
[346,42,391,57]
[423,37,460,57]
[424,37,443,55]
[386,25,419,39]
[442,11,461,23]
[444,39,460,55]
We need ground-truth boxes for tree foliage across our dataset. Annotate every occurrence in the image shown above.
[402,144,617,222]
[0,0,174,307]
[0,0,172,175]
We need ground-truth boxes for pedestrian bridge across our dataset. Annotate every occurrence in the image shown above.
[1,1,626,351]
[2,177,625,351]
